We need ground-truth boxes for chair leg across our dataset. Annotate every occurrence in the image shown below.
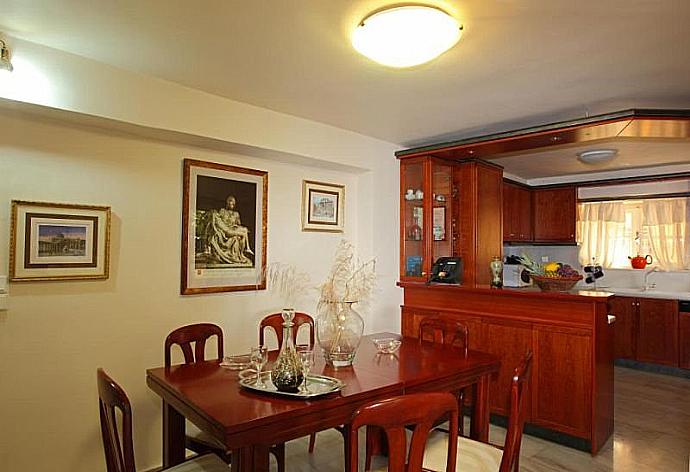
[364,425,375,471]
[270,443,285,472]
[308,433,317,453]
[457,389,465,437]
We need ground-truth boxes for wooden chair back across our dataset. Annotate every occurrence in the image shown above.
[259,312,315,347]
[164,323,224,367]
[418,316,469,355]
[97,368,135,472]
[499,350,533,472]
[348,392,458,472]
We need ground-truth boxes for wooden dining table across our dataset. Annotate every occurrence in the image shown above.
[146,333,500,472]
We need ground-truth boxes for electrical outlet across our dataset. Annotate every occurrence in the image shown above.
[541,256,549,263]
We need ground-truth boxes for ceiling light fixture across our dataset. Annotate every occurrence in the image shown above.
[352,5,462,68]
[577,149,618,165]
[0,39,13,72]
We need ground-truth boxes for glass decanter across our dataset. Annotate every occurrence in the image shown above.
[270,309,304,393]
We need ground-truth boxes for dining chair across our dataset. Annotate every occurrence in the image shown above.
[422,351,534,472]
[259,312,322,453]
[419,316,470,435]
[97,368,228,472]
[165,323,285,471]
[348,392,459,472]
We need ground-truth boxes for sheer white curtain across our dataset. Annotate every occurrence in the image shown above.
[642,198,690,271]
[578,201,627,268]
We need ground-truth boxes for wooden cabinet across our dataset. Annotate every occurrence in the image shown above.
[532,186,577,243]
[610,296,679,366]
[453,161,503,285]
[399,284,613,454]
[399,158,454,281]
[482,319,533,416]
[503,182,532,242]
[532,325,592,437]
[636,298,678,366]
[679,312,690,369]
[609,296,637,359]
[399,158,502,285]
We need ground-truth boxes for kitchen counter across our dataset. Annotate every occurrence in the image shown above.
[400,280,614,454]
[579,286,690,301]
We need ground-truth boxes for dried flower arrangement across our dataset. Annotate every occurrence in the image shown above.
[264,262,312,309]
[317,240,377,307]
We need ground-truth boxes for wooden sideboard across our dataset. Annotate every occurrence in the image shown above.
[399,282,614,454]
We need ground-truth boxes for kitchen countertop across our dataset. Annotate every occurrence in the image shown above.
[399,281,690,301]
[578,286,690,301]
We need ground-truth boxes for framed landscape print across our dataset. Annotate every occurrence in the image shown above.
[10,201,111,281]
[301,180,345,232]
[181,158,268,295]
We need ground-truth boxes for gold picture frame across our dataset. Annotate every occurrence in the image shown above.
[181,158,268,295]
[10,200,111,282]
[301,180,345,232]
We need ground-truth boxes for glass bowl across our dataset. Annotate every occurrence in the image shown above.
[373,338,402,354]
[220,353,252,370]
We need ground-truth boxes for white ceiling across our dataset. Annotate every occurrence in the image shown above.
[3,1,690,149]
[491,139,690,180]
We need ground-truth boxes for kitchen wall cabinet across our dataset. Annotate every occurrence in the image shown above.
[636,298,678,366]
[532,186,577,243]
[503,181,532,242]
[609,295,679,367]
[609,296,637,359]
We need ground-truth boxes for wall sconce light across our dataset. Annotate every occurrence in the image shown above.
[1,39,14,72]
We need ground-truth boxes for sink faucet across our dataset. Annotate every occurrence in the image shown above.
[643,267,659,291]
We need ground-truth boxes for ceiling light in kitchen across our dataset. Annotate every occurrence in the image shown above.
[352,6,462,68]
[577,149,619,165]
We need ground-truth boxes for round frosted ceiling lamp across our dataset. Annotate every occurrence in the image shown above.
[352,5,462,68]
[577,149,619,165]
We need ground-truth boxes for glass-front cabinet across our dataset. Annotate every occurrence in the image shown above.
[400,157,454,281]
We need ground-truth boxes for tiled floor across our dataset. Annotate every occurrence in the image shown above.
[271,367,690,471]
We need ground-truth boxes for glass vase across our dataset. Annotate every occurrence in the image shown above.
[270,308,304,392]
[490,256,503,288]
[316,300,364,368]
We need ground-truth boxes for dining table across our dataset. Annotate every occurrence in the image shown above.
[146,332,500,472]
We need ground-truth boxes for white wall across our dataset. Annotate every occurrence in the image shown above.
[0,95,400,472]
[0,34,403,472]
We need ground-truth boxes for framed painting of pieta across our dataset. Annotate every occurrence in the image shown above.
[181,159,268,295]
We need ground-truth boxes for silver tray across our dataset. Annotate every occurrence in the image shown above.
[239,370,344,398]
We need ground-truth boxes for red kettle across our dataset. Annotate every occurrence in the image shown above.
[629,254,652,269]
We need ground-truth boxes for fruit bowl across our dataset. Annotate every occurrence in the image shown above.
[531,274,583,292]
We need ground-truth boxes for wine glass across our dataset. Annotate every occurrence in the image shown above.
[296,344,314,394]
[250,346,268,388]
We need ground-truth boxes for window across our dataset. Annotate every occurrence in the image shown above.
[578,197,690,271]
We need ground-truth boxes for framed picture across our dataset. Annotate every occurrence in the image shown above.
[301,180,345,232]
[10,200,111,282]
[181,158,268,295]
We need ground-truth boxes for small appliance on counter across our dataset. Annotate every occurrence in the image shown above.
[503,255,532,287]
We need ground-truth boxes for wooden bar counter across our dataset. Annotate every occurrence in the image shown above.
[399,281,615,454]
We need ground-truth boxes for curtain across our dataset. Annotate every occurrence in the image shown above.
[642,198,690,271]
[577,201,626,268]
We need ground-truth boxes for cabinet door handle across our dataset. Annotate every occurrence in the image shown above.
[631,302,635,306]
[607,315,616,324]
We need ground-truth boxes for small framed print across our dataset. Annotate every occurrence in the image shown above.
[10,201,111,282]
[302,180,345,232]
[181,158,268,295]
[433,206,446,241]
